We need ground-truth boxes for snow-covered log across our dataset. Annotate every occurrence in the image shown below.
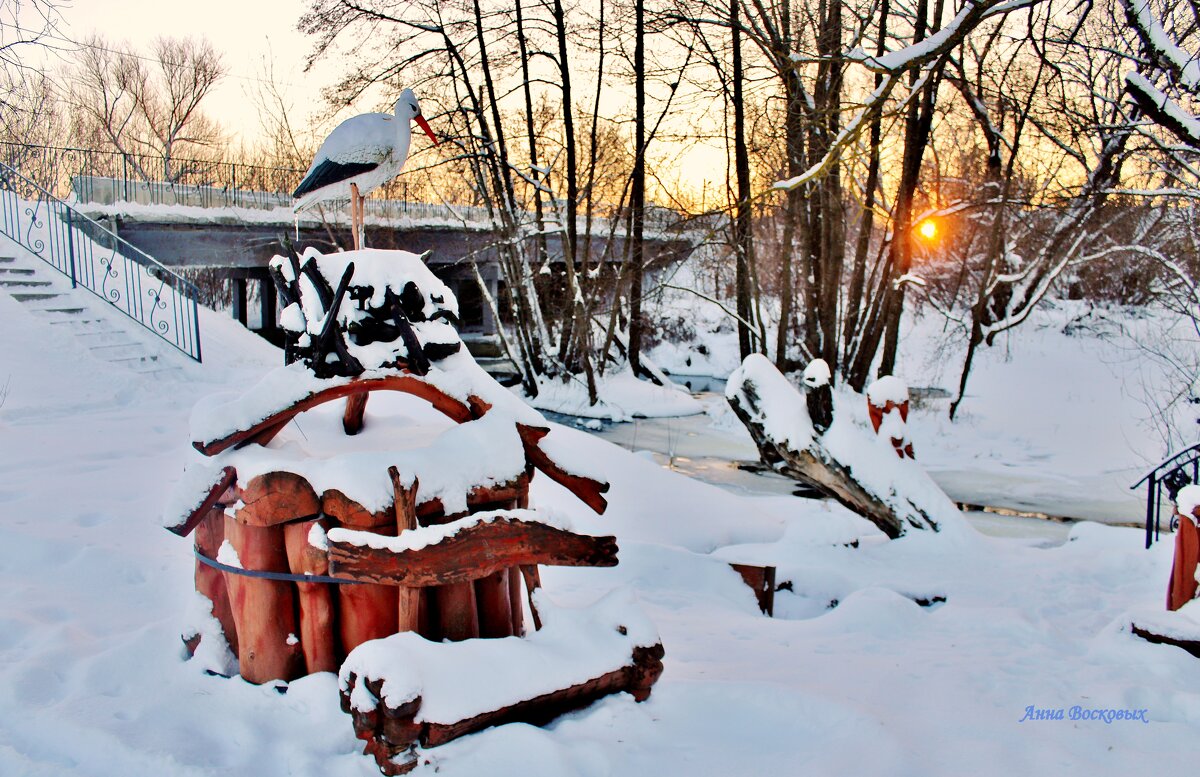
[339,592,663,775]
[726,355,965,539]
[326,513,619,587]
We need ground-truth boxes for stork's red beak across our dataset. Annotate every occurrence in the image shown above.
[414,115,438,146]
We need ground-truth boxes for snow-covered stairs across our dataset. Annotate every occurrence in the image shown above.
[0,252,182,376]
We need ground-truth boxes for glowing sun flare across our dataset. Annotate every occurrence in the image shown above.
[918,219,937,240]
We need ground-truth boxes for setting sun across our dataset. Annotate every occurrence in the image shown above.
[918,219,938,240]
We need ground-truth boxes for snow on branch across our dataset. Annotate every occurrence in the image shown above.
[846,0,1040,73]
[1126,72,1200,148]
[1122,0,1200,91]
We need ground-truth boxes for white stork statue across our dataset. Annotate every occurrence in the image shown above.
[292,88,438,250]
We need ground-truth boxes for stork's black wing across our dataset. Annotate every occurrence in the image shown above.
[292,159,378,199]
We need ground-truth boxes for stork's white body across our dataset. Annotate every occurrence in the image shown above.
[292,89,434,250]
[292,111,413,212]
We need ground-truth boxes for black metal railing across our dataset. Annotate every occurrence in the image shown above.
[0,141,303,203]
[0,160,203,362]
[0,141,699,239]
[1131,442,1200,548]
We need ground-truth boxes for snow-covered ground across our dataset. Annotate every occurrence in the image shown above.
[2,259,1198,774]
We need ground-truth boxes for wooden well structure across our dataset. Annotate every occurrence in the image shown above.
[167,247,664,773]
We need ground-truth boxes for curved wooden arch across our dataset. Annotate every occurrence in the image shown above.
[193,375,486,456]
[191,375,609,516]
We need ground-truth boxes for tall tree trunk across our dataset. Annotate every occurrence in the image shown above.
[552,0,583,370]
[731,0,757,360]
[629,0,647,375]
[842,0,889,372]
[878,0,943,377]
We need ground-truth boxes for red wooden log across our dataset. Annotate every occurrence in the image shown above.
[414,475,530,524]
[391,467,421,634]
[516,424,609,514]
[475,569,513,638]
[235,471,321,527]
[341,638,666,774]
[284,519,338,675]
[323,489,392,529]
[169,466,238,536]
[193,376,483,456]
[328,518,618,587]
[520,565,543,631]
[343,393,369,435]
[508,565,525,636]
[338,518,400,656]
[223,517,304,683]
[729,563,777,616]
[1169,511,1200,611]
[193,506,239,656]
[436,581,480,642]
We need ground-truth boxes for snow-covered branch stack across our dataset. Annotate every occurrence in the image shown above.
[726,355,965,539]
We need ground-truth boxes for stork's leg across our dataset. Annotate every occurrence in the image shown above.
[350,183,362,250]
[355,191,364,249]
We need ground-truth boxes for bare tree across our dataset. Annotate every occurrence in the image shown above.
[65,35,226,181]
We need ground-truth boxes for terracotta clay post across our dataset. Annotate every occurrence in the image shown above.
[390,467,421,634]
[284,518,338,674]
[223,516,304,683]
[193,505,239,656]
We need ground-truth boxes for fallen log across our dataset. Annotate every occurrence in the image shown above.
[726,354,961,539]
[340,594,663,775]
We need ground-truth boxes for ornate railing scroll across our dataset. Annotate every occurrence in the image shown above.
[0,160,202,362]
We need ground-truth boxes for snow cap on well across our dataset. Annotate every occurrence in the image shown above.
[803,359,831,389]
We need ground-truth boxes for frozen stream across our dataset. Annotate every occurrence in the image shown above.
[546,386,1146,543]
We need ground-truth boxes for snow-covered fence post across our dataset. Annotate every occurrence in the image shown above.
[726,354,963,539]
[867,376,915,459]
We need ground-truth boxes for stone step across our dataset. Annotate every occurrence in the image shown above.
[0,256,15,263]
[0,267,36,276]
[108,353,159,365]
[90,343,148,361]
[47,317,105,325]
[33,306,88,316]
[0,279,54,288]
[10,291,61,303]
[73,328,128,339]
